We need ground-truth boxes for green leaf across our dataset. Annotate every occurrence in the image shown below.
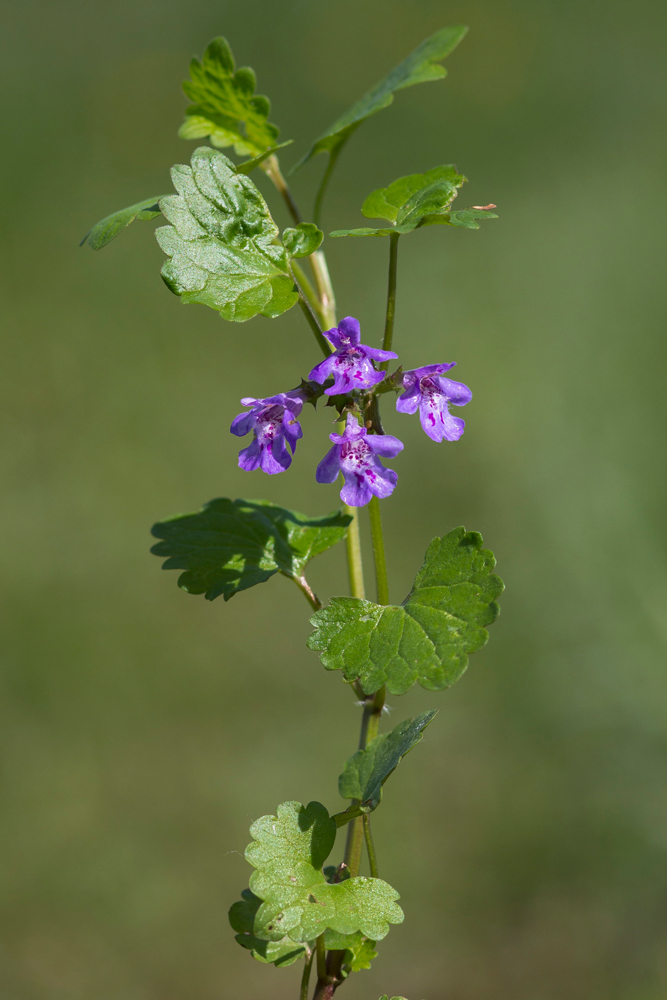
[150,497,351,603]
[362,165,465,224]
[323,928,377,971]
[426,206,499,230]
[339,711,438,811]
[329,227,396,239]
[246,801,404,943]
[156,146,299,322]
[307,527,503,695]
[178,37,282,157]
[234,140,294,174]
[293,26,467,171]
[229,889,307,967]
[81,196,168,250]
[283,223,324,258]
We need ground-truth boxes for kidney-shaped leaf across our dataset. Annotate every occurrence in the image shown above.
[150,497,351,602]
[156,146,298,321]
[308,527,503,695]
[244,801,403,945]
[229,889,307,967]
[339,711,438,811]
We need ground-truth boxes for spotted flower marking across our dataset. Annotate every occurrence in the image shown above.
[316,413,403,507]
[396,364,472,442]
[308,316,397,396]
[230,391,304,474]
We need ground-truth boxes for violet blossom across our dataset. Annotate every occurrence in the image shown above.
[308,316,398,395]
[230,391,304,474]
[396,363,472,442]
[316,413,403,507]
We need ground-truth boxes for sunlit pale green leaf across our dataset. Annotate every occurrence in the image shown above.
[150,497,351,602]
[293,26,467,171]
[308,527,503,695]
[179,37,281,157]
[245,801,404,944]
[234,140,294,174]
[81,196,168,250]
[323,928,377,971]
[229,889,308,966]
[339,711,438,811]
[156,147,298,321]
[283,222,324,258]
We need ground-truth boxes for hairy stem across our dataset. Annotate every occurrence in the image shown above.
[343,686,386,877]
[294,575,322,611]
[262,154,302,225]
[316,935,327,981]
[300,950,314,1000]
[368,496,389,605]
[380,232,400,369]
[292,260,324,326]
[363,814,379,878]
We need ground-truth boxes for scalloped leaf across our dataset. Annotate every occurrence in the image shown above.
[293,26,467,171]
[151,497,351,603]
[156,147,301,321]
[81,196,168,250]
[178,37,282,158]
[339,711,438,811]
[308,527,503,695]
[229,889,307,967]
[323,928,377,972]
[245,801,403,944]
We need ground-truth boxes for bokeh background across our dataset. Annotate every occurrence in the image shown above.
[2,1,667,998]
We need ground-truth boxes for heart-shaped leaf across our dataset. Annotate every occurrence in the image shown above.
[308,527,503,695]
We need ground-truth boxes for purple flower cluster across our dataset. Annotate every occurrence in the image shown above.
[230,317,471,507]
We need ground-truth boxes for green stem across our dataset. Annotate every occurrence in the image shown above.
[316,934,327,981]
[262,154,302,225]
[344,506,365,600]
[368,496,389,605]
[300,950,314,1000]
[291,260,324,325]
[297,294,331,360]
[363,815,379,878]
[294,575,322,611]
[342,686,386,877]
[313,148,341,230]
[380,232,400,369]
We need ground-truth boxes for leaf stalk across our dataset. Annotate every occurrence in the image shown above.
[381,232,400,368]
[368,496,390,606]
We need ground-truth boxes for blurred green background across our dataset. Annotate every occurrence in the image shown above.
[2,1,667,998]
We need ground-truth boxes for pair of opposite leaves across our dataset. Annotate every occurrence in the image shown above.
[230,710,437,968]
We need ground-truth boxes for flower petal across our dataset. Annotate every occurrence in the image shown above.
[395,382,421,414]
[308,356,337,384]
[435,376,472,406]
[367,433,404,458]
[316,444,341,483]
[337,316,361,345]
[363,346,399,362]
[230,411,254,437]
[340,470,373,507]
[237,439,262,471]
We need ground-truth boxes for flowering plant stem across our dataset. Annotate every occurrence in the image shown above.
[381,232,400,365]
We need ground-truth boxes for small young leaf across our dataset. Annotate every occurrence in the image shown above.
[81,196,168,250]
[230,889,307,966]
[234,140,294,174]
[308,527,503,695]
[156,147,298,321]
[293,26,467,171]
[282,223,324,258]
[179,37,282,157]
[323,928,377,971]
[339,711,438,811]
[151,497,351,602]
[245,801,404,944]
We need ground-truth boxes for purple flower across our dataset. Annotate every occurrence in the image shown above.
[396,364,472,442]
[230,391,304,474]
[308,316,398,396]
[316,413,404,507]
